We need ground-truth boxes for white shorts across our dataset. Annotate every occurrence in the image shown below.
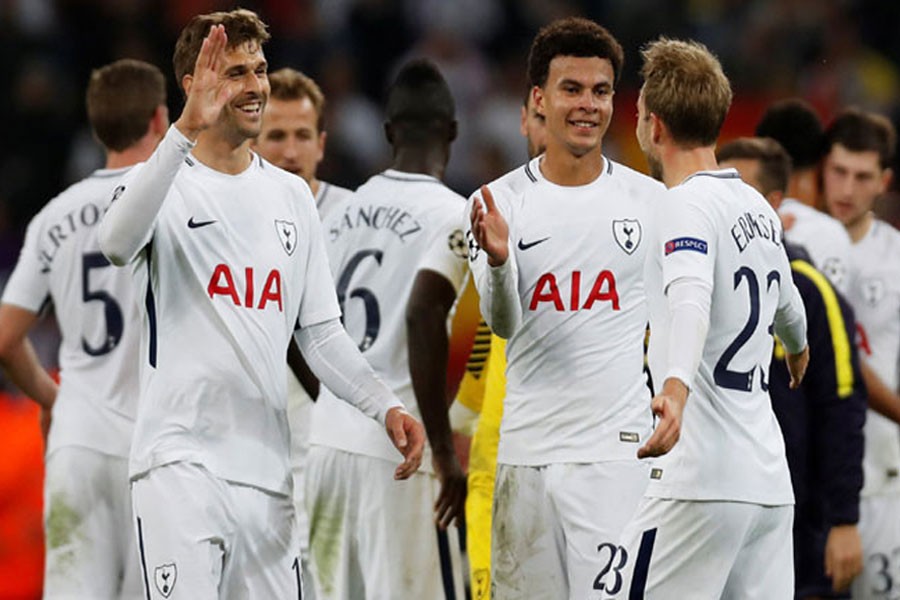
[611,498,793,599]
[44,446,142,599]
[305,446,465,600]
[491,460,648,600]
[852,493,900,599]
[287,375,315,598]
[132,462,301,600]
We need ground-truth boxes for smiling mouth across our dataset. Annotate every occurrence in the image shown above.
[236,100,262,116]
[569,119,598,129]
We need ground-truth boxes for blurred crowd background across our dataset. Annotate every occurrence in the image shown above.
[1,1,899,596]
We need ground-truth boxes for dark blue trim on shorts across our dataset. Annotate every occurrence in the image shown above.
[137,517,152,600]
[144,242,157,367]
[628,527,657,600]
[436,526,457,600]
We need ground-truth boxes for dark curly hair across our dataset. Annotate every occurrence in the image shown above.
[527,17,624,88]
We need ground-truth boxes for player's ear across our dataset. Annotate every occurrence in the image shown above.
[650,113,665,145]
[182,74,193,97]
[880,167,893,193]
[448,120,458,143]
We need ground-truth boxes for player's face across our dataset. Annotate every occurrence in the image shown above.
[823,143,891,229]
[520,91,548,159]
[219,40,270,140]
[536,56,614,158]
[636,90,663,181]
[253,97,325,182]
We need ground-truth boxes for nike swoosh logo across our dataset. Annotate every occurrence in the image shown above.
[517,236,550,250]
[187,217,217,229]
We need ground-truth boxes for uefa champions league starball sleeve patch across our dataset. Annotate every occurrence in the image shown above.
[664,237,708,256]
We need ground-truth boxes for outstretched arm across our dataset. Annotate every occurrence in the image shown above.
[296,318,425,479]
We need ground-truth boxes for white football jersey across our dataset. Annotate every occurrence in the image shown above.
[3,168,140,458]
[847,219,900,497]
[645,169,799,504]
[779,197,854,294]
[465,156,661,466]
[123,151,340,495]
[309,169,469,466]
[315,180,353,222]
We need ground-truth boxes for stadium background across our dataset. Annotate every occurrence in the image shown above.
[1,1,899,597]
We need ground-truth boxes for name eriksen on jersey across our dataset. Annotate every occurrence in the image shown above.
[328,204,423,243]
[730,211,782,253]
[37,202,105,272]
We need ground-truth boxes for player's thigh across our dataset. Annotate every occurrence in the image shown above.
[224,483,302,600]
[550,460,648,599]
[612,499,756,599]
[355,454,464,599]
[132,462,233,600]
[852,494,900,599]
[304,447,359,600]
[722,504,793,600]
[492,464,567,600]
[43,446,129,598]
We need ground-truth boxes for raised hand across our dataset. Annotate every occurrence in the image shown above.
[385,407,426,480]
[175,24,242,140]
[470,185,509,267]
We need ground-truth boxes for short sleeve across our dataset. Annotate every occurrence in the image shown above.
[2,212,50,313]
[296,186,342,328]
[660,189,717,292]
[419,208,469,293]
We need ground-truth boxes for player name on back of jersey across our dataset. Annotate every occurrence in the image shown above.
[327,203,423,243]
[36,202,105,272]
[730,210,782,253]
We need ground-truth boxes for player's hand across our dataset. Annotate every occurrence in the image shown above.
[469,185,509,267]
[385,407,425,480]
[824,524,863,592]
[175,24,242,140]
[432,451,467,529]
[785,345,809,389]
[638,378,687,459]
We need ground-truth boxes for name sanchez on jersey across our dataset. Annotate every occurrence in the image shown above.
[328,203,423,243]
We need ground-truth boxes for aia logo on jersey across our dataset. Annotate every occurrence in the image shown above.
[861,278,884,307]
[530,270,619,311]
[154,563,177,597]
[275,220,297,256]
[613,219,642,255]
[207,265,283,312]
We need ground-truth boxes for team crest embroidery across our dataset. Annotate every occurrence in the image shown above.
[275,220,297,256]
[861,278,884,307]
[154,563,177,598]
[612,219,642,255]
[821,257,846,288]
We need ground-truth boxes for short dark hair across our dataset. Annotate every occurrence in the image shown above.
[268,68,326,132]
[717,137,792,196]
[755,98,824,169]
[825,107,896,170]
[86,59,166,152]
[386,58,455,124]
[527,17,624,88]
[173,9,270,93]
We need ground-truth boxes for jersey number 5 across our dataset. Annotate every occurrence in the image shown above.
[81,252,124,356]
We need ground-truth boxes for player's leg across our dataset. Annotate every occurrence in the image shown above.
[491,464,567,599]
[43,446,121,598]
[222,482,301,600]
[852,494,900,599]
[550,460,647,599]
[721,504,793,599]
[287,377,316,599]
[355,453,465,598]
[131,462,233,599]
[305,446,359,600]
[612,499,754,599]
